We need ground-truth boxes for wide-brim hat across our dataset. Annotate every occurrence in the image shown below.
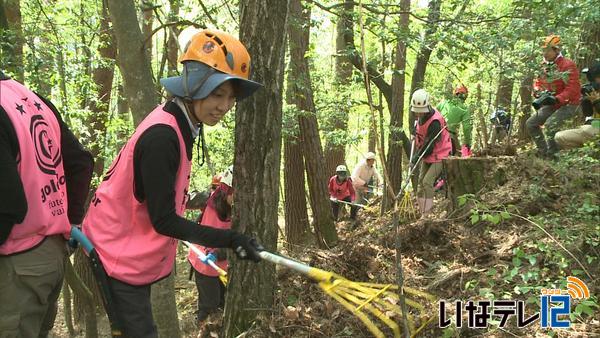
[160,61,262,100]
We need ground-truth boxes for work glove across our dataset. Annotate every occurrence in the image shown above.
[230,232,263,262]
[201,252,217,265]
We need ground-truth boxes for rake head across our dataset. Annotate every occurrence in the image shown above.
[260,251,437,338]
[399,190,417,220]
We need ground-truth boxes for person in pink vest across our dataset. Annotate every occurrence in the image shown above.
[0,71,94,337]
[328,165,357,221]
[82,30,263,337]
[187,166,233,334]
[410,89,452,218]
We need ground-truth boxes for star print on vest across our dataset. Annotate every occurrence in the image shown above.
[16,103,25,115]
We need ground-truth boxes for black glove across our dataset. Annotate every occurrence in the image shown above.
[230,232,263,262]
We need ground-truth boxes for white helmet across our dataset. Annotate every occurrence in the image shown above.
[365,152,376,160]
[336,164,347,172]
[411,89,430,113]
[220,165,234,187]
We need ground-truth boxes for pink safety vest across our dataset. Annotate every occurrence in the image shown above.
[187,202,231,277]
[415,109,452,163]
[83,104,191,285]
[0,80,70,255]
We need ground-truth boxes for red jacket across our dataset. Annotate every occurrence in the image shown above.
[328,176,356,201]
[534,55,581,106]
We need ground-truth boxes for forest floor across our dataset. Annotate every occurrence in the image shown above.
[50,143,599,338]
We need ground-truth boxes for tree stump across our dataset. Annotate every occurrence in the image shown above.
[444,156,516,210]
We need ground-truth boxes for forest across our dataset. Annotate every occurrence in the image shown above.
[0,0,598,337]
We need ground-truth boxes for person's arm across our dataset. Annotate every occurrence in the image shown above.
[38,95,94,224]
[0,108,27,244]
[135,127,240,248]
[461,107,473,146]
[348,178,356,201]
[328,176,335,197]
[555,61,581,106]
[414,120,441,160]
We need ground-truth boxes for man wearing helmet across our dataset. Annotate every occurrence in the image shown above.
[438,85,473,157]
[555,61,600,150]
[351,152,383,206]
[527,34,581,159]
[328,165,357,221]
[82,30,263,337]
[410,89,452,217]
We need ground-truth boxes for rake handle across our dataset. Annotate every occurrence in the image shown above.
[182,241,228,277]
[258,251,311,275]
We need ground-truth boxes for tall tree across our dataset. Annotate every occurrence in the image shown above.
[288,0,337,247]
[324,0,353,175]
[222,0,289,335]
[0,0,24,82]
[283,111,311,249]
[408,0,442,103]
[106,0,157,126]
[382,0,410,212]
[88,0,117,178]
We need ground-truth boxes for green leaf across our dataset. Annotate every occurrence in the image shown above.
[528,256,537,265]
[500,211,511,219]
[470,213,480,224]
[512,257,522,267]
[490,214,501,225]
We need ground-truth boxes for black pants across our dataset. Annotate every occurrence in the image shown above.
[331,196,358,220]
[194,270,226,322]
[107,276,157,338]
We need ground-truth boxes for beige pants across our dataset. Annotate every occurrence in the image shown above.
[0,236,66,338]
[418,162,443,199]
[555,125,599,149]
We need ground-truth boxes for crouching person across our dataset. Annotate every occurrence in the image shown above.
[188,167,234,335]
[555,61,600,150]
[328,165,357,221]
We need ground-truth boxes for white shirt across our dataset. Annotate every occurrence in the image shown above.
[351,160,382,188]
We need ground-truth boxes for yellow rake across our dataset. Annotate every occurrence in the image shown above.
[183,241,228,286]
[259,251,436,337]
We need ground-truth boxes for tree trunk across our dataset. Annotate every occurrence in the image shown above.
[495,74,513,110]
[445,157,515,210]
[141,2,154,62]
[288,0,337,248]
[408,0,442,114]
[222,0,289,336]
[518,75,533,140]
[324,1,353,175]
[283,121,311,249]
[382,0,410,212]
[88,0,116,178]
[1,0,24,82]
[167,0,180,76]
[151,272,181,338]
[106,0,158,126]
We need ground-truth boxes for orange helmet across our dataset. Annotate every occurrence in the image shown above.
[542,35,561,49]
[180,29,251,80]
[160,29,262,101]
[211,175,221,186]
[453,85,468,96]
